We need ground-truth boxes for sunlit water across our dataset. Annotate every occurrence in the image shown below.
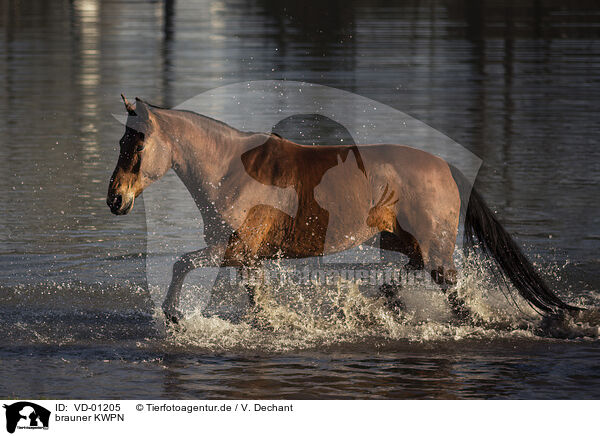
[1,0,600,399]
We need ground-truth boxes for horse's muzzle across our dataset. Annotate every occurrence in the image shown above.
[107,194,134,215]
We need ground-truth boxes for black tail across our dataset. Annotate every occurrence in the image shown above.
[463,186,579,314]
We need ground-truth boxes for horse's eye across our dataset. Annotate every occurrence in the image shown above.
[137,144,145,152]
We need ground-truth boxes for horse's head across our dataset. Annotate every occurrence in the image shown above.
[107,95,171,215]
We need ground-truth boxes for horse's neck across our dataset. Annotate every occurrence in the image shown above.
[158,109,266,205]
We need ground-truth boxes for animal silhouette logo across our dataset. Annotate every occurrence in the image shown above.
[3,402,50,434]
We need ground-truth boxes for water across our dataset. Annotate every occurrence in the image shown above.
[1,0,600,399]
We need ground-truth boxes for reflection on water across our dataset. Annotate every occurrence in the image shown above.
[1,0,599,398]
[3,341,600,399]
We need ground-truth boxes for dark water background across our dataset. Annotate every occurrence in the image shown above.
[1,0,600,399]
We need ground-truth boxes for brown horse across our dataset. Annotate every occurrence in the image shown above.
[107,95,579,323]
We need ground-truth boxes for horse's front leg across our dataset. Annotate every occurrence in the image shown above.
[239,264,264,309]
[162,244,226,323]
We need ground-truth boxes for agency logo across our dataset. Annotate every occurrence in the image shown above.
[3,402,50,434]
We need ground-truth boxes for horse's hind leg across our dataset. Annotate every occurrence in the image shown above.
[430,264,470,321]
[427,246,471,322]
[162,244,226,323]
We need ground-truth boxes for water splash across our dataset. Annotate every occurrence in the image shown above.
[1,259,597,352]
[156,259,600,353]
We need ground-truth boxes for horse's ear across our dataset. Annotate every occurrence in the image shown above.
[134,98,153,122]
[121,93,135,115]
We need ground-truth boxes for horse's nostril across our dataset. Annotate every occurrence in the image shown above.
[110,194,122,210]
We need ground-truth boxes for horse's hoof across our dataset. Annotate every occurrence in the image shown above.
[449,302,473,324]
[162,306,183,325]
[386,298,405,314]
[445,291,475,325]
[379,284,405,313]
[165,314,180,325]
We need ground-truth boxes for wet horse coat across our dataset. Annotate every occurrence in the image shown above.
[235,137,459,267]
[107,96,578,323]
